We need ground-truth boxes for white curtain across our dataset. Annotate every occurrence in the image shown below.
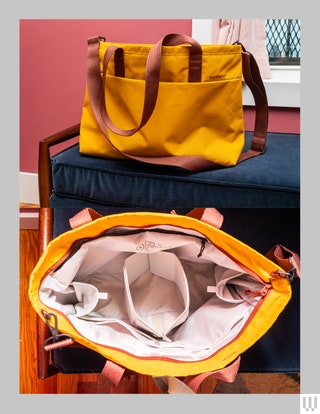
[211,19,271,79]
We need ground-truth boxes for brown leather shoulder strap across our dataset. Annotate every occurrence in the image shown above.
[238,49,269,163]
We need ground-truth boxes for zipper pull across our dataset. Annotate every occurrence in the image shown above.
[271,268,297,283]
[42,310,74,351]
[245,284,272,298]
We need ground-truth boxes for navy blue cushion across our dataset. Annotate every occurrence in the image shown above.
[51,207,300,374]
[50,131,300,208]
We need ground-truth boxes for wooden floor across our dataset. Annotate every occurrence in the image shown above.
[20,227,300,394]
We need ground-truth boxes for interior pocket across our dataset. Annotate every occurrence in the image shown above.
[123,251,190,340]
[207,268,265,304]
[71,282,101,316]
[171,295,253,350]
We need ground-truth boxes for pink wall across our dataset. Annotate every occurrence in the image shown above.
[20,19,299,174]
[20,19,192,173]
[244,107,300,134]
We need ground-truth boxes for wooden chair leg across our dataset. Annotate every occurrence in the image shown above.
[36,208,55,379]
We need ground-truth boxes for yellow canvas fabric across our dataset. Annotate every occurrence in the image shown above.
[29,211,292,377]
[79,39,245,167]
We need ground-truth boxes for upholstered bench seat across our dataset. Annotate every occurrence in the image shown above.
[48,131,300,209]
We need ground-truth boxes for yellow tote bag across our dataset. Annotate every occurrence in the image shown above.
[29,208,300,389]
[79,34,268,171]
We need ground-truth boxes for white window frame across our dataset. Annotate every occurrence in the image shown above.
[191,19,300,108]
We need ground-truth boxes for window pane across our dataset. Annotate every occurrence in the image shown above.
[266,19,300,65]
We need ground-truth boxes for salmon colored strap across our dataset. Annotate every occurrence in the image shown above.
[100,33,202,136]
[86,34,201,140]
[69,207,223,230]
[153,356,240,393]
[266,244,301,278]
[69,207,103,229]
[101,360,126,386]
[183,356,241,393]
[185,207,224,229]
[86,35,268,171]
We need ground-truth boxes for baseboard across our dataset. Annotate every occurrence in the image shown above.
[19,172,39,229]
[19,210,39,229]
[20,172,39,205]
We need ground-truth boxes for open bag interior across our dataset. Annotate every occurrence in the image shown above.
[39,225,267,361]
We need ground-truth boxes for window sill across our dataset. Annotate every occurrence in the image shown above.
[243,65,301,108]
[191,20,301,109]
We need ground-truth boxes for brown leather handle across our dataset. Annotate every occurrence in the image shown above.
[113,34,202,81]
[87,34,202,137]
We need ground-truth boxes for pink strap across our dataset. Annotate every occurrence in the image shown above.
[69,207,224,230]
[99,33,202,137]
[101,356,240,393]
[184,356,241,393]
[186,207,224,229]
[101,360,126,387]
[69,208,103,229]
[43,337,74,351]
[266,244,300,278]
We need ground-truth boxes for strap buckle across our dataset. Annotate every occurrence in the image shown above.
[42,310,74,351]
[233,41,246,52]
[272,268,297,283]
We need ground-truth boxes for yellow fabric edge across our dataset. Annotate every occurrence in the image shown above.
[28,211,292,376]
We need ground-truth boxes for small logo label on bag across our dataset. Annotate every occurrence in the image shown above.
[301,395,319,412]
[209,74,227,80]
[136,240,172,252]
